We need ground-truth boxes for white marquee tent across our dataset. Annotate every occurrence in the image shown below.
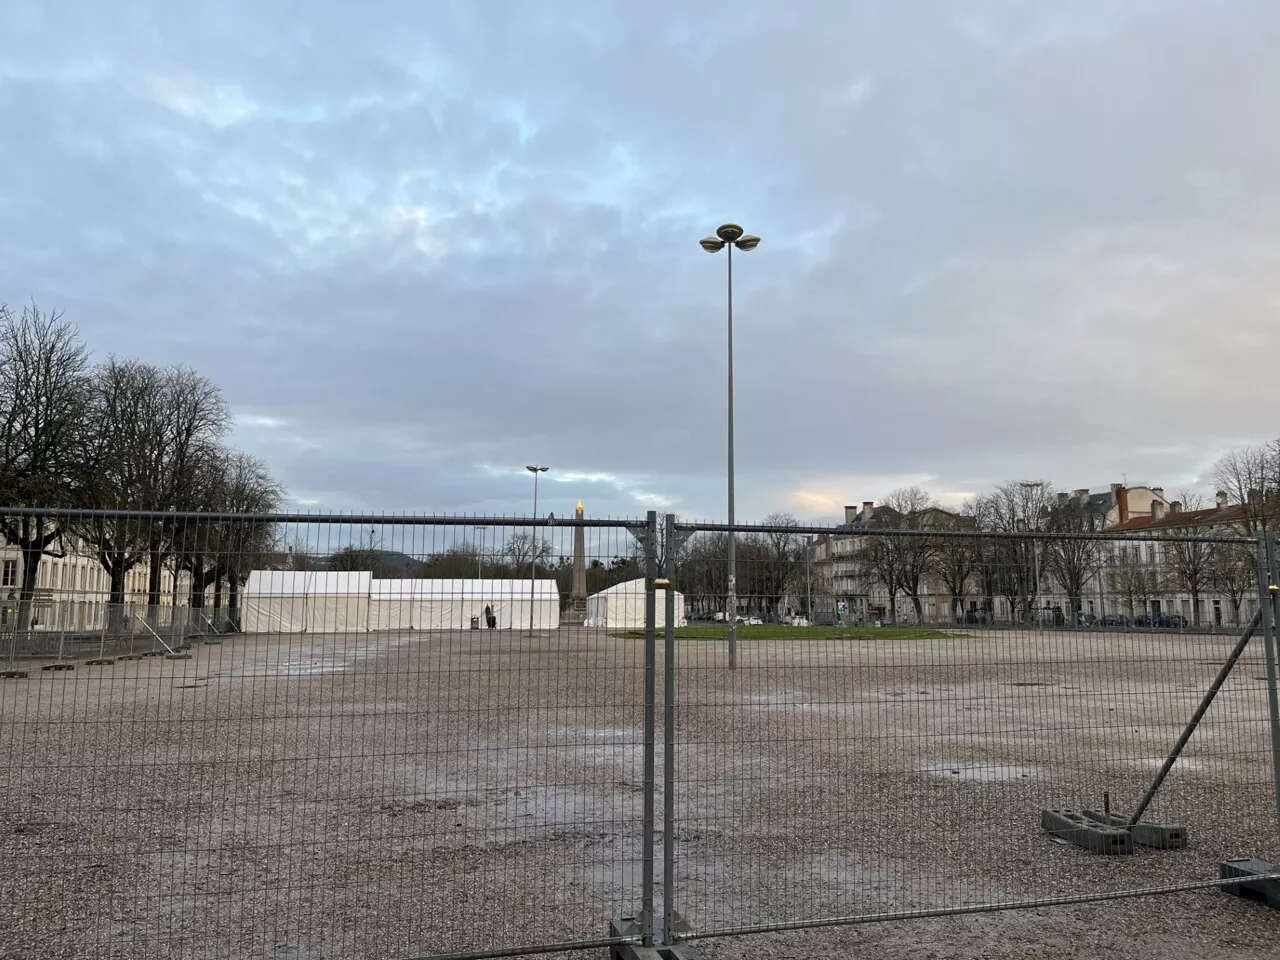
[242,570,373,634]
[585,578,686,630]
[368,578,560,631]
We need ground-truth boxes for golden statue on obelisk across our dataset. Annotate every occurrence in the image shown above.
[569,501,588,623]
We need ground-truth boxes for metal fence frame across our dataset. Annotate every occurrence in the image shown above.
[3,506,1280,957]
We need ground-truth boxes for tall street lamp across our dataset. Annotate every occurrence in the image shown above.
[700,223,760,670]
[526,465,549,634]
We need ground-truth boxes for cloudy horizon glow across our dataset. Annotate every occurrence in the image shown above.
[3,1,1278,522]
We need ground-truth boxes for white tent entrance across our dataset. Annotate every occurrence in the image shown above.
[585,578,686,630]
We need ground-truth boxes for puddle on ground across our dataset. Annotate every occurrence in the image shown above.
[923,762,1038,782]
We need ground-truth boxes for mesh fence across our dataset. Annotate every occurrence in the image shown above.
[666,520,1280,952]
[3,508,1280,958]
[0,508,656,960]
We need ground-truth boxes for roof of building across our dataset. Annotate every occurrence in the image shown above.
[1109,504,1246,533]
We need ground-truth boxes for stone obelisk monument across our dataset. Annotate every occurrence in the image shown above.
[568,501,588,624]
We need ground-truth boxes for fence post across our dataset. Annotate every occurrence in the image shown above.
[663,513,678,942]
[1261,535,1280,830]
[641,509,658,946]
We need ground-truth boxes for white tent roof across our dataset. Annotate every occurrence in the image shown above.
[377,579,560,599]
[592,579,650,597]
[245,570,372,595]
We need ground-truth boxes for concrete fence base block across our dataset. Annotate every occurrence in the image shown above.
[1221,859,1280,910]
[1042,808,1133,855]
[610,917,704,960]
[85,658,115,666]
[1,670,29,679]
[1082,809,1187,849]
[117,654,143,661]
[165,653,193,661]
[202,638,223,645]
[40,662,75,672]
[140,651,165,658]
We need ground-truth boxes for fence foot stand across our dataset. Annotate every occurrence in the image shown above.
[40,662,75,672]
[1,669,29,679]
[85,658,115,666]
[1221,860,1280,909]
[1082,809,1187,849]
[1042,809,1133,855]
[611,916,703,960]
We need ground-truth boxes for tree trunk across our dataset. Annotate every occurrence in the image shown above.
[888,593,898,624]
[108,564,128,634]
[214,575,224,610]
[911,594,924,623]
[147,536,164,628]
[1191,591,1201,626]
[228,575,240,613]
[14,515,53,633]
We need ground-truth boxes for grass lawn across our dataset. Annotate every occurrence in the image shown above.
[615,624,963,641]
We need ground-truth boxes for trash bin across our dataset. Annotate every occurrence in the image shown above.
[470,616,480,630]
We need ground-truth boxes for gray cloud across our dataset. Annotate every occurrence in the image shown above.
[3,0,1279,521]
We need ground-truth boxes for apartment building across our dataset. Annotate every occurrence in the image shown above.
[1,537,194,631]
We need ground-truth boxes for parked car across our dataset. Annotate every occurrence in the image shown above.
[1157,614,1189,629]
[1131,614,1153,628]
[1100,614,1128,627]
[1076,612,1098,627]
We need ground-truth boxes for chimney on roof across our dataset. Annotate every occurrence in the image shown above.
[1074,488,1089,503]
[844,505,858,525]
[1111,483,1130,524]
[1151,500,1166,521]
[1248,488,1261,505]
[1151,487,1164,499]
[862,501,874,521]
[1170,501,1182,514]
[1216,490,1229,509]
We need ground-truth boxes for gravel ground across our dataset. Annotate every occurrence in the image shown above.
[2,626,1279,959]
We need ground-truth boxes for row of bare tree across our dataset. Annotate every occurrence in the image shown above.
[1,302,283,631]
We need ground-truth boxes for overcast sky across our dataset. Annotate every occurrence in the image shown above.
[2,1,1278,522]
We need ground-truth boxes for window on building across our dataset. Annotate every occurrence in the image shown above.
[54,565,61,589]
[2,559,15,588]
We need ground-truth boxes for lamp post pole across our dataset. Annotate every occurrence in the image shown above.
[475,524,489,580]
[526,466,549,634]
[700,224,760,670]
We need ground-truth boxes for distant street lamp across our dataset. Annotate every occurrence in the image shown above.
[475,525,489,580]
[526,465,549,634]
[699,223,760,670]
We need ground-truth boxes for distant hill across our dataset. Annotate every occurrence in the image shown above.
[323,547,424,577]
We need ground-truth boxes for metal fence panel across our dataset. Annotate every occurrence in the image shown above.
[0,508,653,959]
[666,521,1280,953]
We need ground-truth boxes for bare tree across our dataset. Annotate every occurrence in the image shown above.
[932,502,979,622]
[1042,490,1106,620]
[740,512,805,622]
[504,531,553,577]
[1208,543,1255,626]
[1161,492,1213,626]
[976,481,1054,621]
[75,360,231,628]
[676,531,730,617]
[0,303,93,631]
[1106,543,1167,620]
[883,486,942,623]
[1214,441,1280,534]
